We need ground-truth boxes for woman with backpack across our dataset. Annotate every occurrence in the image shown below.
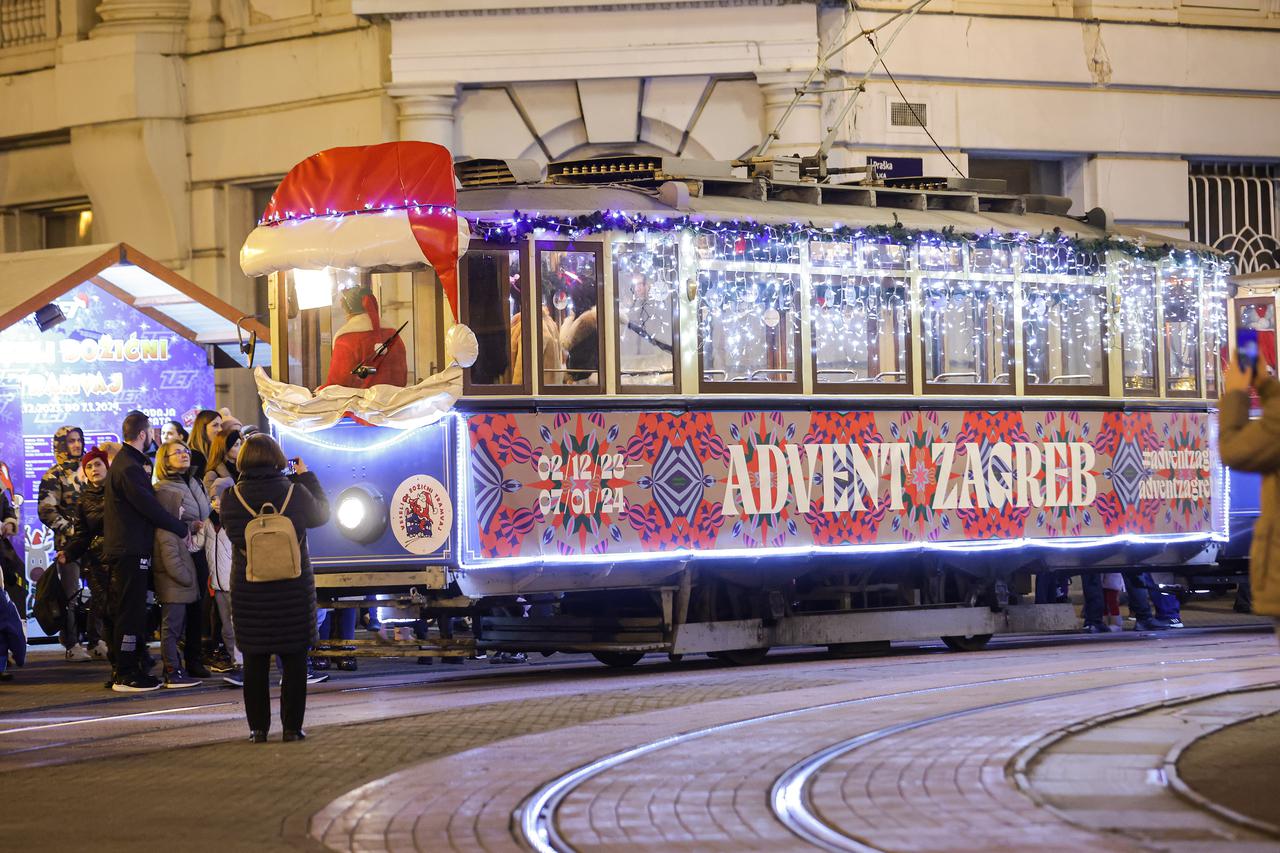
[218,433,329,743]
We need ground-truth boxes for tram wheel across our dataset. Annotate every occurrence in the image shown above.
[592,651,645,668]
[714,647,770,666]
[941,634,992,652]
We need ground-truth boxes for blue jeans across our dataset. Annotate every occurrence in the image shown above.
[317,607,357,641]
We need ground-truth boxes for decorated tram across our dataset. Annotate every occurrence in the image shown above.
[239,142,1231,663]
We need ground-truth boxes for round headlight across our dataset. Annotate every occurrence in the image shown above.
[333,484,387,544]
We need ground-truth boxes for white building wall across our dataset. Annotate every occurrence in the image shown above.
[0,0,1275,405]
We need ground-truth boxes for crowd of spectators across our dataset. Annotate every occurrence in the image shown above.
[0,409,330,740]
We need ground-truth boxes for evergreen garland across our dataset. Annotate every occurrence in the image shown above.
[471,210,1221,265]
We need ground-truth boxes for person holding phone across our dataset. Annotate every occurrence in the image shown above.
[1219,328,1280,640]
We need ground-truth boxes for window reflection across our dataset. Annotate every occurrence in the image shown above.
[811,274,908,386]
[615,237,678,389]
[921,278,1012,387]
[1120,263,1157,394]
[538,246,600,388]
[1023,282,1106,389]
[699,270,799,384]
[462,249,522,386]
[1162,267,1200,395]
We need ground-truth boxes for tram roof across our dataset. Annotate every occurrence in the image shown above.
[457,183,1208,253]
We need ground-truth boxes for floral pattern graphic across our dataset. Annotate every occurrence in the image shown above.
[464,407,1218,560]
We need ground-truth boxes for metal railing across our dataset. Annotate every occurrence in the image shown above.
[0,0,50,48]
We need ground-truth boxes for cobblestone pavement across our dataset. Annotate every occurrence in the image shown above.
[1,626,1276,853]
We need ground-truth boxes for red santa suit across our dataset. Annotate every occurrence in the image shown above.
[324,293,409,389]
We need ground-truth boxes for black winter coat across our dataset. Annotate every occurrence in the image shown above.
[63,481,106,568]
[219,467,329,655]
[104,444,187,559]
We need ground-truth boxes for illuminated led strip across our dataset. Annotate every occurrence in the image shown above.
[270,419,444,454]
[457,531,1225,571]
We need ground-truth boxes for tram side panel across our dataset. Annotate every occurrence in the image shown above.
[273,419,458,592]
[457,405,1224,593]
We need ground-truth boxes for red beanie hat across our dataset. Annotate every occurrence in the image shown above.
[81,446,109,471]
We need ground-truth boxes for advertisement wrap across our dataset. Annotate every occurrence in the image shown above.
[0,283,214,592]
[464,408,1221,563]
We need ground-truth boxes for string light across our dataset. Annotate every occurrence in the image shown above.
[257,203,457,227]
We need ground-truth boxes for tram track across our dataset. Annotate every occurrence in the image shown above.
[516,651,1280,853]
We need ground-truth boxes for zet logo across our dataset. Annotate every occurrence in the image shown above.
[389,475,451,555]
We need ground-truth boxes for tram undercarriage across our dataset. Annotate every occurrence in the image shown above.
[310,538,1215,664]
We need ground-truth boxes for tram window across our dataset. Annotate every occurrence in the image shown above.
[862,241,909,271]
[698,270,801,388]
[1202,271,1226,398]
[1022,281,1107,394]
[1162,268,1201,396]
[916,244,963,273]
[460,247,527,392]
[614,237,679,392]
[1119,263,1158,395]
[1236,297,1276,379]
[284,268,429,390]
[970,246,1015,275]
[920,278,1013,391]
[536,242,603,392]
[811,274,909,390]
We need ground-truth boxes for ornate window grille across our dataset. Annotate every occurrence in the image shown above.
[1190,163,1279,274]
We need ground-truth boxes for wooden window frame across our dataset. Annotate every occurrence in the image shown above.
[534,239,606,396]
[920,277,1017,397]
[1120,272,1160,399]
[696,270,804,395]
[1162,271,1203,399]
[460,242,531,396]
[612,238,680,395]
[808,273,912,396]
[1020,280,1111,398]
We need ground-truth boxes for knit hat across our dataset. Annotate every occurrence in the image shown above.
[81,446,109,472]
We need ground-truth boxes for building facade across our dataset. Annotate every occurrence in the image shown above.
[1,0,1277,405]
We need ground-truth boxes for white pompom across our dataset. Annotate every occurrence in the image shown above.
[457,216,471,257]
[444,323,479,368]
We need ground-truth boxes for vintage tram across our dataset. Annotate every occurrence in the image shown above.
[238,142,1230,663]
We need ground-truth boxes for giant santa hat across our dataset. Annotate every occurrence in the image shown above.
[239,141,470,319]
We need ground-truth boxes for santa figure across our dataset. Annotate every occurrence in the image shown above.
[325,284,409,389]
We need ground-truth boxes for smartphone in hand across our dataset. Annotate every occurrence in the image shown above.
[1238,327,1260,374]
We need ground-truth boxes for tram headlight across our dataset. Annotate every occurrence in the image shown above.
[334,484,387,544]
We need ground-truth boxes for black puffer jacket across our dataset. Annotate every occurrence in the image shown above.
[63,481,106,568]
[219,467,329,655]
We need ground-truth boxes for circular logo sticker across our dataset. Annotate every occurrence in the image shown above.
[390,475,452,555]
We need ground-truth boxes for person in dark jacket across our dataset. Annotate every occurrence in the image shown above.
[218,433,329,742]
[39,425,89,660]
[104,411,190,693]
[62,445,116,675]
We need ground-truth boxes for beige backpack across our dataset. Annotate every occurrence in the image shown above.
[234,484,301,582]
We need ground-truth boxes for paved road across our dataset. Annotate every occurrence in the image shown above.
[1,625,1277,853]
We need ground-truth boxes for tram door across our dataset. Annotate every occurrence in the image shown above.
[1223,286,1278,562]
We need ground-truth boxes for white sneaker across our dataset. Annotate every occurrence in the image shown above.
[65,644,92,662]
[90,641,110,660]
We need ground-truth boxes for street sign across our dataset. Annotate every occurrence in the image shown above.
[869,157,923,180]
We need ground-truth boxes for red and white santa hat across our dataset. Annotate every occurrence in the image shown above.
[239,142,470,320]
